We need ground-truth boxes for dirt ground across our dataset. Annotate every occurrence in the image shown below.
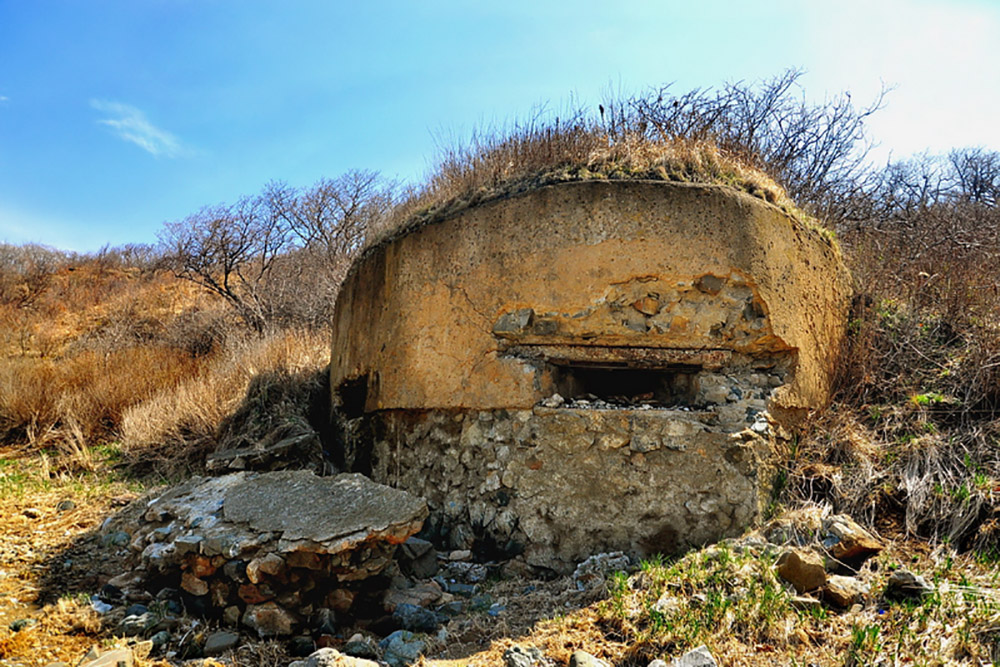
[3,448,1000,667]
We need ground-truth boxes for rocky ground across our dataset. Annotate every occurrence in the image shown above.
[3,449,1000,667]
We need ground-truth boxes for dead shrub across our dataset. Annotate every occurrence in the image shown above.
[791,153,1000,549]
[119,328,330,472]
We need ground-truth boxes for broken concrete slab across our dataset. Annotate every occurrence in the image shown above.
[114,470,427,637]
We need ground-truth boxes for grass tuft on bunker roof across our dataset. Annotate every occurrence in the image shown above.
[372,119,833,257]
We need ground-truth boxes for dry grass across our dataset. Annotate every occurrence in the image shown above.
[0,347,207,460]
[783,197,1000,551]
[376,118,824,255]
[119,328,330,471]
[0,451,146,666]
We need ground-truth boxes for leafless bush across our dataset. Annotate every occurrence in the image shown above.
[160,171,395,331]
[0,243,72,309]
[627,69,887,223]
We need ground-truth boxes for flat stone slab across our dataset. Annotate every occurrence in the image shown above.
[224,471,426,547]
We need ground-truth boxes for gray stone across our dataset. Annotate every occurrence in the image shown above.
[119,612,157,637]
[493,308,535,334]
[648,661,668,667]
[569,651,610,667]
[342,636,379,660]
[100,531,131,548]
[379,630,426,667]
[885,570,934,600]
[573,552,631,590]
[123,603,147,617]
[504,644,547,667]
[671,645,717,666]
[203,630,240,656]
[173,534,203,555]
[56,499,76,512]
[437,600,464,616]
[222,471,427,548]
[149,631,170,649]
[393,603,445,632]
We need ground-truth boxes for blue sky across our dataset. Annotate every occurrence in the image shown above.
[1,0,998,251]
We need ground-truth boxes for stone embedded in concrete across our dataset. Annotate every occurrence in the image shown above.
[330,180,851,570]
[367,407,766,570]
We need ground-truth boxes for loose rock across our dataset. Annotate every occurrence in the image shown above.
[78,647,135,667]
[379,630,426,667]
[671,645,717,667]
[393,602,445,632]
[823,575,870,608]
[293,648,380,667]
[203,630,240,656]
[569,650,610,667]
[342,634,380,660]
[573,552,631,591]
[885,569,934,600]
[504,644,548,667]
[397,537,438,578]
[822,514,883,563]
[775,548,827,593]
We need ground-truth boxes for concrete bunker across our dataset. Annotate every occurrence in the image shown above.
[331,180,851,572]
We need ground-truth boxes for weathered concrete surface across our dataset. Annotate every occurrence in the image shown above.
[331,180,851,414]
[119,471,427,634]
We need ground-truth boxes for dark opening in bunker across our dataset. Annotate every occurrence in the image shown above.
[553,364,699,407]
[337,375,368,419]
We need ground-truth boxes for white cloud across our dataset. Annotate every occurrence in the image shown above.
[0,96,8,104]
[90,99,186,158]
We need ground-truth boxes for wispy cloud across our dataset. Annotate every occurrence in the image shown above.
[90,99,186,158]
[0,96,9,104]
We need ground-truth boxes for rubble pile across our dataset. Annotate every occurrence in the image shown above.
[110,470,427,638]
